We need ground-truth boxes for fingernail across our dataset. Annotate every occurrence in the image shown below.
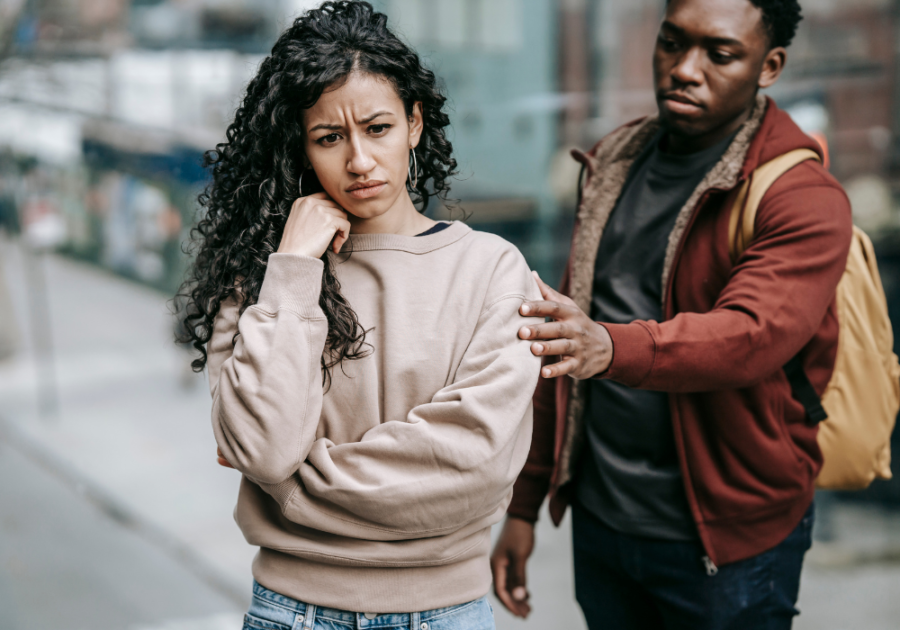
[519,327,530,339]
[512,586,527,601]
[534,343,543,353]
[521,304,530,314]
[542,368,551,377]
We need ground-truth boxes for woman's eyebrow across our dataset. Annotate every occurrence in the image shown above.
[357,110,393,124]
[308,122,342,133]
[308,111,394,134]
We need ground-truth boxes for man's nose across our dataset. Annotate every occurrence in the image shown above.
[347,136,377,175]
[670,48,704,86]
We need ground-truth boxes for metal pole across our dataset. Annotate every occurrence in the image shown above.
[22,244,58,421]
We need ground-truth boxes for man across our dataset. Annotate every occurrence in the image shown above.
[491,0,853,628]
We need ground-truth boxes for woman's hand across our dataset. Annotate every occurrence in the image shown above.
[277,192,351,258]
[216,447,234,469]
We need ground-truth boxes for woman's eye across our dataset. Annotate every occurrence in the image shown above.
[368,124,391,135]
[318,133,341,146]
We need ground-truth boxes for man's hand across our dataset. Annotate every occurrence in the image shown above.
[216,447,234,469]
[491,517,535,618]
[519,272,613,379]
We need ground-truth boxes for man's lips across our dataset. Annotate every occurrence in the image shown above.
[661,92,704,115]
[346,180,386,199]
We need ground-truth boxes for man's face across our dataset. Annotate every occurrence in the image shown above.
[654,0,782,141]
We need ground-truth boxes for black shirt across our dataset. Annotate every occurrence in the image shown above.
[416,222,450,237]
[575,131,736,540]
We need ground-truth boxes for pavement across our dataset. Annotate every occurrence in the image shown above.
[0,236,898,630]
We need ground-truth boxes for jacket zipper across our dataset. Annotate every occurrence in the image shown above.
[663,184,743,571]
[702,555,719,576]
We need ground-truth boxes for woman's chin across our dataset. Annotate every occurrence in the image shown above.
[337,190,403,222]
[340,199,391,222]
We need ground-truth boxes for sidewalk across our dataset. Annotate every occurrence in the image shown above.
[1,237,898,630]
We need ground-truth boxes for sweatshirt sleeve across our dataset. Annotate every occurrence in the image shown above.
[208,254,328,485]
[259,256,543,540]
[506,261,574,523]
[603,178,853,392]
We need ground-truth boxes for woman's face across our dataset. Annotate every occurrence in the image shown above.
[302,72,423,220]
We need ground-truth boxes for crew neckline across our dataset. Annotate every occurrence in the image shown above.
[650,131,738,176]
[336,220,471,255]
[416,221,451,237]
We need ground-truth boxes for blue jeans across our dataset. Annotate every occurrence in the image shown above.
[242,581,495,630]
[572,501,814,630]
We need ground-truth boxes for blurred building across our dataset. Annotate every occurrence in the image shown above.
[1,0,900,361]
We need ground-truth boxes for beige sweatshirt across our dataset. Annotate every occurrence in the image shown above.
[207,221,542,612]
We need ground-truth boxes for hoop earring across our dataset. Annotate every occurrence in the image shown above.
[298,169,305,196]
[408,149,418,189]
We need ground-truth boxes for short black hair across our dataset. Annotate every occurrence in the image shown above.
[666,0,803,49]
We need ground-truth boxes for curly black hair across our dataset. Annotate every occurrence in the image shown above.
[667,0,803,49]
[177,1,457,383]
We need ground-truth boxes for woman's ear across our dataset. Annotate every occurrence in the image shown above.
[409,101,424,149]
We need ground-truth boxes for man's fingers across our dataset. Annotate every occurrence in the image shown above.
[529,338,575,357]
[540,356,579,379]
[509,551,530,600]
[492,555,530,618]
[519,320,573,341]
[529,271,575,306]
[508,558,532,618]
[492,557,517,615]
[519,299,577,319]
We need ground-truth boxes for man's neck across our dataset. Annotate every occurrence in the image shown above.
[663,107,753,156]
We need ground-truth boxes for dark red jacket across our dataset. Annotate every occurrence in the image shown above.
[508,97,853,566]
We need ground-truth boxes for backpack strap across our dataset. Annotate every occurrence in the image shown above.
[728,148,821,264]
[726,148,827,425]
[784,355,829,425]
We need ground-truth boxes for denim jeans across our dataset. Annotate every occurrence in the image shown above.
[241,581,495,630]
[572,501,814,630]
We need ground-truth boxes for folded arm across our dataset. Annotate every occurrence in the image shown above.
[262,292,543,540]
[208,254,328,485]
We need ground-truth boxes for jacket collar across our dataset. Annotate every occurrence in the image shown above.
[566,93,770,317]
[552,94,770,490]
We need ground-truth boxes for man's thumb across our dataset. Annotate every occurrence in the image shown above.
[532,270,554,298]
[510,557,528,600]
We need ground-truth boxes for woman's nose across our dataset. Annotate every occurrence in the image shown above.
[347,137,377,175]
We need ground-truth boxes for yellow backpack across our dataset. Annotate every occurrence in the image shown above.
[729,149,900,490]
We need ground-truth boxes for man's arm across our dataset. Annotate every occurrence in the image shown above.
[519,181,853,391]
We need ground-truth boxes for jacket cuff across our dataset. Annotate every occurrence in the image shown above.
[257,254,325,318]
[601,322,656,387]
[508,465,552,523]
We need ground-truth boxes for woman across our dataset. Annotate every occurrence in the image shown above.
[179,2,541,628]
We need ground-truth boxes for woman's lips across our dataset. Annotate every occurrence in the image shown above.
[347,182,386,199]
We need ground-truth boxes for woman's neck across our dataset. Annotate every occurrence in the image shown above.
[348,190,436,236]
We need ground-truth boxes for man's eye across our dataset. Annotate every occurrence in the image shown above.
[659,37,680,52]
[710,51,734,64]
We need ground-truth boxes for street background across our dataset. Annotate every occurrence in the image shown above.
[1,1,900,628]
